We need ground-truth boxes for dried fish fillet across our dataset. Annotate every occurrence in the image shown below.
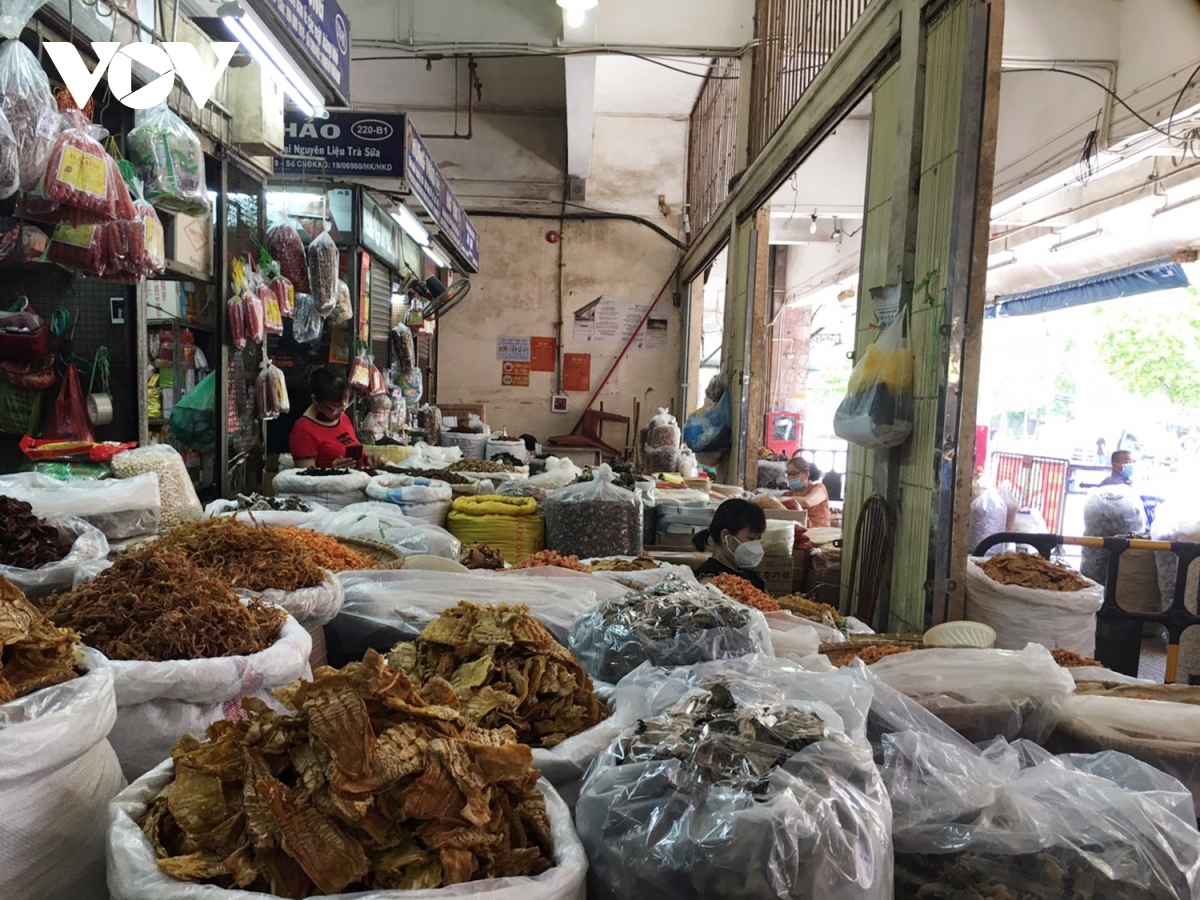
[0,576,79,702]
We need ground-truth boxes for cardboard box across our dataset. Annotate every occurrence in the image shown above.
[169,213,214,276]
[759,554,794,597]
[440,404,487,427]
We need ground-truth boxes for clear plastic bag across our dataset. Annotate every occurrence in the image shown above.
[834,314,913,449]
[306,226,339,315]
[125,103,209,216]
[238,570,343,627]
[292,291,322,344]
[0,104,19,199]
[577,655,892,900]
[265,220,309,292]
[309,501,461,560]
[0,515,109,599]
[683,376,732,453]
[969,488,1009,556]
[226,292,246,349]
[44,113,133,221]
[1082,484,1148,582]
[328,277,352,324]
[110,444,202,528]
[568,574,774,682]
[544,463,642,558]
[391,322,416,370]
[0,470,161,540]
[241,288,265,344]
[254,362,289,421]
[646,406,680,448]
[528,456,583,490]
[0,37,58,191]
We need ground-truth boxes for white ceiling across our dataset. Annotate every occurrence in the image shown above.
[593,56,710,117]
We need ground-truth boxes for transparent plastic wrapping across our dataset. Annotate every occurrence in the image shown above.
[0,105,19,199]
[241,288,265,344]
[125,103,209,216]
[567,574,773,682]
[329,277,352,324]
[238,569,343,627]
[265,220,309,292]
[226,292,246,348]
[44,113,132,221]
[110,445,201,528]
[885,729,1200,898]
[834,313,913,450]
[646,407,680,448]
[544,463,642,558]
[254,362,289,421]
[306,227,339,314]
[292,291,322,343]
[1081,484,1148,582]
[0,37,58,191]
[0,515,109,599]
[577,655,891,900]
[969,488,1009,557]
[0,470,160,540]
[307,500,461,560]
[527,456,583,490]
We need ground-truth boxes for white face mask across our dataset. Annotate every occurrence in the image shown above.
[724,534,765,569]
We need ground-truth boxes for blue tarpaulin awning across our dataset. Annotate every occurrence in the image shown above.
[985,258,1191,318]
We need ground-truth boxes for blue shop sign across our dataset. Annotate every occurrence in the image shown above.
[405,121,480,272]
[275,110,408,178]
[261,0,352,103]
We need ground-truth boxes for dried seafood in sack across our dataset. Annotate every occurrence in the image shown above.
[396,467,474,485]
[0,39,59,191]
[0,576,80,702]
[777,593,845,629]
[138,649,555,896]
[266,220,309,292]
[45,547,284,661]
[979,552,1091,592]
[227,493,311,513]
[273,526,379,573]
[1050,648,1102,669]
[125,102,209,216]
[512,549,592,572]
[461,542,507,570]
[590,556,659,572]
[0,495,69,568]
[546,465,643,559]
[388,601,608,749]
[306,227,339,315]
[705,572,780,612]
[828,644,917,667]
[152,518,329,591]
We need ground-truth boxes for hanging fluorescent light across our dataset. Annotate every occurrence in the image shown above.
[1050,227,1103,252]
[987,250,1017,270]
[223,11,323,117]
[809,214,818,235]
[392,204,431,246]
[557,0,597,28]
[423,244,449,269]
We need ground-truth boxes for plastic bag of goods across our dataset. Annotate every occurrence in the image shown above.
[968,487,1009,557]
[0,505,108,599]
[169,370,217,451]
[683,375,732,453]
[528,456,583,490]
[486,434,529,464]
[568,574,774,683]
[885,725,1200,898]
[0,470,161,540]
[646,407,681,449]
[0,581,125,900]
[306,226,339,315]
[545,464,643,559]
[110,444,202,528]
[44,112,136,222]
[255,362,290,421]
[1080,483,1148,583]
[964,553,1104,656]
[834,313,914,450]
[448,494,544,562]
[265,220,309,292]
[308,501,461,560]
[576,654,892,900]
[203,495,327,528]
[0,37,58,192]
[328,277,352,324]
[125,102,209,216]
[442,429,489,459]
[46,222,107,275]
[496,477,545,505]
[274,467,370,512]
[0,104,21,200]
[365,472,453,527]
[106,647,588,900]
[864,643,1076,744]
[399,440,464,471]
[644,444,681,473]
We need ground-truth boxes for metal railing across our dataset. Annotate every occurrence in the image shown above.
[748,0,871,159]
[687,57,742,238]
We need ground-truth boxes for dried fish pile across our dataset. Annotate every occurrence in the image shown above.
[460,543,507,570]
[228,494,312,513]
[139,649,555,896]
[777,593,846,629]
[387,602,607,749]
[978,552,1091,592]
[153,518,328,591]
[46,547,285,661]
[0,577,79,702]
[706,573,781,612]
[0,496,69,569]
[512,550,592,572]
[589,556,659,572]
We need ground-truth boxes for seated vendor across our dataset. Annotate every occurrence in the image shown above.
[289,366,363,469]
[693,498,767,590]
[787,457,831,528]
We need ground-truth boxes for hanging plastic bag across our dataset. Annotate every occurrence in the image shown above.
[328,277,352,324]
[0,104,20,200]
[306,224,339,315]
[125,102,209,216]
[265,219,309,292]
[45,363,95,443]
[391,322,416,370]
[271,273,295,317]
[834,313,914,450]
[0,36,59,191]
[241,288,265,345]
[545,463,643,558]
[169,371,217,451]
[225,292,245,349]
[292,291,322,343]
[682,375,732,453]
[44,112,132,221]
[47,223,107,276]
[0,296,50,364]
[255,362,289,421]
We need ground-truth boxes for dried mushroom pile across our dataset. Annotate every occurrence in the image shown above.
[140,650,555,896]
[0,496,70,569]
[978,553,1092,592]
[46,547,285,661]
[448,459,518,474]
[0,577,79,702]
[153,518,331,590]
[388,602,607,749]
[460,543,507,570]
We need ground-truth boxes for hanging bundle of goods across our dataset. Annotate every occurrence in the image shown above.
[256,360,290,421]
[544,464,643,559]
[125,101,209,216]
[0,37,58,193]
[834,312,914,449]
[307,223,339,315]
[447,493,544,563]
[266,219,310,293]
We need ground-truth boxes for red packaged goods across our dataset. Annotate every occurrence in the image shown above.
[134,200,166,273]
[44,118,118,219]
[272,275,294,317]
[227,293,246,349]
[306,227,338,314]
[241,289,265,344]
[46,223,105,275]
[260,282,282,334]
[266,221,309,292]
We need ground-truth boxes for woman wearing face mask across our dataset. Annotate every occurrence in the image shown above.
[786,457,832,528]
[289,366,364,469]
[692,498,768,589]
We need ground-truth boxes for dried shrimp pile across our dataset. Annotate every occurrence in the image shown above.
[0,496,69,569]
[46,547,285,661]
[0,577,79,702]
[274,526,380,572]
[140,650,555,895]
[828,644,917,667]
[512,550,592,572]
[1051,648,1102,668]
[978,552,1091,592]
[706,573,780,612]
[154,518,329,590]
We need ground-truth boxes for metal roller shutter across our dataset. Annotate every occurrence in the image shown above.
[370,258,393,367]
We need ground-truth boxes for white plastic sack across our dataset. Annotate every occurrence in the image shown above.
[203,497,328,527]
[1081,484,1148,583]
[0,649,125,900]
[108,766,587,900]
[366,472,453,525]
[867,643,1076,743]
[107,614,312,781]
[111,445,202,527]
[0,471,161,539]
[487,437,529,464]
[273,467,370,512]
[397,441,464,470]
[501,566,632,603]
[761,610,824,662]
[528,456,583,490]
[239,570,344,627]
[965,556,1104,656]
[0,515,108,599]
[307,501,461,560]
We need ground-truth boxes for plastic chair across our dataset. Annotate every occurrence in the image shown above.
[845,493,893,628]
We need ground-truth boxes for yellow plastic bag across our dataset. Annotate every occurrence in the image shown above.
[834,313,913,449]
[452,494,539,518]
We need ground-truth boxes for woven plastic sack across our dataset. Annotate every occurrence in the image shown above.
[965,556,1104,656]
[366,472,453,526]
[545,464,642,559]
[274,467,370,512]
[577,654,892,900]
[448,494,544,562]
[307,501,461,560]
[834,314,913,449]
[104,612,311,780]
[126,102,208,216]
[0,37,58,191]
[107,764,587,900]
[111,444,202,528]
[203,497,328,527]
[238,569,344,627]
[0,515,108,599]
[0,470,160,539]
[0,647,124,900]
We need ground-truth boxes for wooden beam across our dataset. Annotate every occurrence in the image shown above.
[743,206,772,487]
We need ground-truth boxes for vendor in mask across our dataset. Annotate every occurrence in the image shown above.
[289,366,365,469]
[692,498,768,589]
[1100,450,1135,487]
[786,457,832,528]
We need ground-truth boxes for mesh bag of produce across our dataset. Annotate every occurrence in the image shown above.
[577,654,892,900]
[110,444,202,528]
[834,312,914,450]
[0,646,124,900]
[0,36,59,191]
[447,494,545,563]
[125,102,209,216]
[307,225,339,314]
[0,513,108,599]
[0,470,161,540]
[567,574,773,683]
[885,728,1200,898]
[265,219,309,292]
[544,463,643,559]
[170,371,217,451]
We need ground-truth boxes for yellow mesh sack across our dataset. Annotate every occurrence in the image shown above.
[448,507,545,563]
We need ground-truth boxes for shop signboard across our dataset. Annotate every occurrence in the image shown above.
[276,111,407,178]
[259,0,352,104]
[360,192,402,270]
[404,121,480,273]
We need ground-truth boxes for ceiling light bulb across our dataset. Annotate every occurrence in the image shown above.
[557,0,599,11]
[809,214,818,235]
[564,7,586,27]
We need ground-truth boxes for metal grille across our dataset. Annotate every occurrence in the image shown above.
[992,452,1069,536]
[687,57,742,237]
[370,258,393,366]
[748,0,870,159]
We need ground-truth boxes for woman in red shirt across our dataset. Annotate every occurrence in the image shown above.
[289,367,363,468]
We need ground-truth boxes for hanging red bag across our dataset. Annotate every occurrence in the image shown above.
[260,282,283,335]
[241,289,265,344]
[44,362,95,442]
[227,293,246,349]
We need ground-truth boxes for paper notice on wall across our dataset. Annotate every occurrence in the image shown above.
[530,336,556,371]
[563,352,591,392]
[637,315,669,349]
[573,296,649,344]
[497,336,531,361]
